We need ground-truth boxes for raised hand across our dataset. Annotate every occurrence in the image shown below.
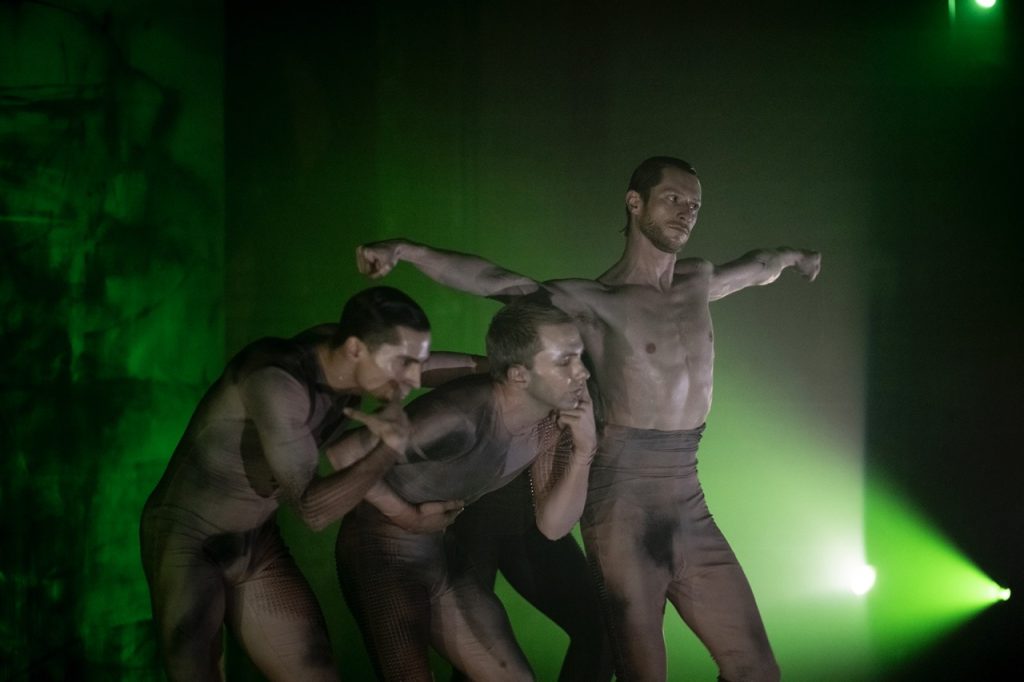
[343,399,410,457]
[356,240,403,279]
[796,250,822,281]
[554,384,598,463]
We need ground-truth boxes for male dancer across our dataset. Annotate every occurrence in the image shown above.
[355,156,821,681]
[332,300,595,682]
[140,286,462,681]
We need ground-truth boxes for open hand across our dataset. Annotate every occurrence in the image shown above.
[343,399,410,457]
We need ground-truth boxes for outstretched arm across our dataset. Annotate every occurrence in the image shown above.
[708,247,821,301]
[357,239,541,300]
[529,389,598,540]
[421,351,488,388]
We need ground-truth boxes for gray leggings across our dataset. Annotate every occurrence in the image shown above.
[581,425,779,682]
[336,503,534,682]
[140,513,337,682]
[447,472,613,682]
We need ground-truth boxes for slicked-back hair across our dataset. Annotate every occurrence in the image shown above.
[622,156,698,233]
[332,286,430,350]
[486,299,574,382]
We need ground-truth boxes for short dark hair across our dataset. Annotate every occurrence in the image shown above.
[485,299,574,382]
[333,286,430,349]
[622,156,698,233]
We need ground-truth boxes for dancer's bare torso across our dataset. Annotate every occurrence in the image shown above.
[547,258,715,432]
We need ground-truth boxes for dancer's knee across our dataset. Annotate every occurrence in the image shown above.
[718,654,780,682]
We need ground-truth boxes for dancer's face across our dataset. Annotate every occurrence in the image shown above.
[356,326,431,401]
[630,167,702,253]
[522,323,589,411]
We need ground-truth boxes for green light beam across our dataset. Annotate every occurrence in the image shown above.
[866,479,1007,666]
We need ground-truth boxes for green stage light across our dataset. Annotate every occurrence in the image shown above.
[849,565,877,596]
[866,480,1007,665]
[993,586,1011,602]
[950,0,1000,24]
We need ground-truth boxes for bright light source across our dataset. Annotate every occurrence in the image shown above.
[975,0,997,9]
[850,564,877,596]
[993,586,1011,602]
[867,480,1012,668]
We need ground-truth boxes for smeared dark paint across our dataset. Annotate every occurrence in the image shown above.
[639,514,677,574]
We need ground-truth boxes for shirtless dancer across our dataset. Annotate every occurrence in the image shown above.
[356,156,821,682]
[332,300,596,682]
[140,286,463,681]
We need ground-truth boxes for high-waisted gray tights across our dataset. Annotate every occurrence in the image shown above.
[581,425,779,682]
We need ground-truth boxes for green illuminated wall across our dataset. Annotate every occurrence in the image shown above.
[1,1,223,678]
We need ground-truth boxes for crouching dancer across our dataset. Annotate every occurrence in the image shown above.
[333,300,595,682]
[140,286,460,681]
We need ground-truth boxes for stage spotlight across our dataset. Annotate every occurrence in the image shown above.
[850,565,877,596]
[950,0,1001,25]
[866,480,1012,667]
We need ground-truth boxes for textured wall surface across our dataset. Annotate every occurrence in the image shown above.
[1,1,223,678]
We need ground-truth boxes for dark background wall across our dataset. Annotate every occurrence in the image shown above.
[862,1,1022,676]
[2,0,1020,680]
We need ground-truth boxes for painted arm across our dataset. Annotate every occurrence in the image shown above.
[325,400,467,533]
[708,248,821,301]
[357,239,541,299]
[362,480,465,533]
[529,388,598,540]
[293,443,400,531]
[421,351,489,387]
[243,369,408,532]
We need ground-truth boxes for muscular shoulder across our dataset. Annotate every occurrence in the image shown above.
[674,257,713,278]
[407,375,491,419]
[544,277,607,295]
[239,365,308,402]
[241,363,309,394]
[542,278,609,317]
[238,366,311,423]
[404,375,493,459]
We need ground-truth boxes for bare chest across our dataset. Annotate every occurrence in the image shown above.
[582,281,713,363]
